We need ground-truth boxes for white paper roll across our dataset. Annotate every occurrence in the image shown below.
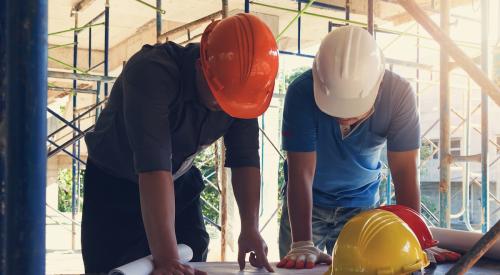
[430,227,500,260]
[108,244,193,275]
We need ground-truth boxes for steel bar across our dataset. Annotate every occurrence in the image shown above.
[259,127,285,160]
[367,0,374,34]
[49,42,77,50]
[156,0,162,42]
[345,0,350,23]
[203,216,221,231]
[48,23,103,36]
[46,140,86,165]
[46,203,82,226]
[245,0,250,13]
[480,0,489,233]
[47,108,84,135]
[48,85,97,94]
[71,14,79,250]
[158,11,222,42]
[5,0,47,273]
[396,0,500,107]
[446,219,500,275]
[297,1,301,53]
[47,126,94,158]
[48,56,86,73]
[48,71,116,82]
[439,0,451,228]
[0,0,6,270]
[104,1,109,97]
[452,154,481,163]
[48,99,107,138]
[276,0,317,41]
[134,0,166,14]
[85,60,105,73]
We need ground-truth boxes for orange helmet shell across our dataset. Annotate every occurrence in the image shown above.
[200,13,279,119]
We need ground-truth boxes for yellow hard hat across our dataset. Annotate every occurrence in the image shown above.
[325,209,429,275]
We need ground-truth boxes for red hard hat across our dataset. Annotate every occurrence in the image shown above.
[200,13,279,119]
[378,205,439,249]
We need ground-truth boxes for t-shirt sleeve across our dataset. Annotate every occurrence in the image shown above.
[281,79,317,152]
[386,80,421,152]
[223,118,260,168]
[122,55,178,174]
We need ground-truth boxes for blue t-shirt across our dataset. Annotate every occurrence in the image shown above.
[282,69,420,208]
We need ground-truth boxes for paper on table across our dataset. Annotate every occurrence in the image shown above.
[108,244,193,275]
[430,227,500,260]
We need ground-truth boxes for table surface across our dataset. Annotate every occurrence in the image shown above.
[190,260,500,275]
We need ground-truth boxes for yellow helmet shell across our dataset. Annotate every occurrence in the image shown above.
[329,209,429,275]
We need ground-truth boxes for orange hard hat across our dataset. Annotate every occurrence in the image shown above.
[200,13,279,119]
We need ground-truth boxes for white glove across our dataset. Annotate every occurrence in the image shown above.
[277,241,332,269]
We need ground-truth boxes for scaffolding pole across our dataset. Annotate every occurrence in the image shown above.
[104,0,110,97]
[480,0,489,233]
[0,0,6,271]
[71,12,79,251]
[156,0,162,43]
[439,0,451,228]
[4,0,48,274]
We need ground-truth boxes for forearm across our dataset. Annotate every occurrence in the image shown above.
[139,171,179,265]
[389,150,421,213]
[287,176,313,242]
[231,167,260,231]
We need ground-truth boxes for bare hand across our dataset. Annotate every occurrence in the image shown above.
[237,229,274,272]
[151,259,207,275]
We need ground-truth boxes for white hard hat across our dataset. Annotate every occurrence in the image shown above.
[313,25,385,118]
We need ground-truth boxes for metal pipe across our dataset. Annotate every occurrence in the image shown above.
[48,56,86,73]
[134,0,166,14]
[48,98,107,138]
[245,0,250,13]
[95,81,101,121]
[48,71,116,83]
[276,0,317,42]
[297,1,301,54]
[80,10,105,29]
[71,13,79,251]
[48,22,103,36]
[104,0,109,97]
[0,0,6,270]
[47,108,84,135]
[88,26,92,70]
[367,0,373,34]
[345,0,350,23]
[49,42,77,50]
[439,0,451,228]
[463,79,478,231]
[480,0,489,233]
[396,0,500,107]
[46,140,86,165]
[47,126,94,158]
[5,0,47,273]
[156,0,162,43]
[446,219,500,274]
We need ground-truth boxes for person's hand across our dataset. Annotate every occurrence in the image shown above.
[238,229,274,272]
[425,247,461,263]
[151,259,207,275]
[277,241,331,269]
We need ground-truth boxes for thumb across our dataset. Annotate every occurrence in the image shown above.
[238,250,246,271]
[317,252,332,265]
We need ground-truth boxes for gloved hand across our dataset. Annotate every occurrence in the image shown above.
[425,247,461,263]
[277,241,332,269]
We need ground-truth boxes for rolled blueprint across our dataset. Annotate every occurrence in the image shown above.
[109,244,193,275]
[430,227,500,260]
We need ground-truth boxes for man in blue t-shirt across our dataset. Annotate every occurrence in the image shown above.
[277,26,459,270]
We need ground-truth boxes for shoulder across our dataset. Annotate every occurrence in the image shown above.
[285,69,314,104]
[376,70,415,110]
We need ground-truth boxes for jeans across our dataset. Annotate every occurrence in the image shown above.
[81,161,209,274]
[278,200,375,258]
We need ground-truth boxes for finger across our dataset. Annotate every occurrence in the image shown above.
[254,248,274,272]
[238,250,246,271]
[182,264,195,275]
[277,258,288,268]
[305,254,317,269]
[285,259,296,269]
[173,270,183,275]
[194,269,208,275]
[295,255,306,269]
[445,251,461,262]
[318,253,333,265]
[249,252,260,268]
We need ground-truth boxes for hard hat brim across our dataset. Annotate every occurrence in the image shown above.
[312,63,383,119]
[210,85,273,119]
